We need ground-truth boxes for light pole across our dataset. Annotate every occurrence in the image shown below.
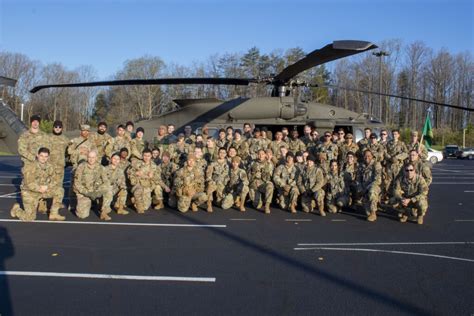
[372,51,389,120]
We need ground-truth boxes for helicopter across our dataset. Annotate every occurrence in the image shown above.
[2,40,472,151]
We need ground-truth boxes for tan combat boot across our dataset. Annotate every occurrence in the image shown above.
[10,203,20,218]
[154,200,164,210]
[290,203,297,214]
[100,213,112,221]
[367,211,377,222]
[207,200,213,213]
[399,214,408,223]
[234,196,241,208]
[49,212,65,221]
[191,202,198,212]
[417,216,424,225]
[328,205,337,214]
[38,199,48,214]
[116,205,129,215]
[264,203,271,214]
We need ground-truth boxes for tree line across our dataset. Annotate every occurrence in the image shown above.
[0,39,472,134]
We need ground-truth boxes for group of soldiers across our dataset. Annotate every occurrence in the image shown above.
[11,115,431,224]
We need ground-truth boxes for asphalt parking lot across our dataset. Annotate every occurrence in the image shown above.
[0,156,473,315]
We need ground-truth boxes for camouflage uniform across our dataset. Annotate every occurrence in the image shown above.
[48,133,69,185]
[287,138,306,155]
[300,135,314,148]
[273,164,300,211]
[160,161,179,207]
[249,160,274,212]
[174,165,207,212]
[130,138,149,161]
[128,161,167,213]
[73,162,112,219]
[402,160,432,186]
[11,160,63,221]
[105,135,130,160]
[325,171,350,213]
[393,174,429,223]
[153,135,170,157]
[67,136,97,169]
[357,138,370,161]
[221,167,249,211]
[104,164,128,213]
[342,162,358,204]
[91,132,112,162]
[338,142,359,165]
[408,142,428,161]
[169,142,190,165]
[356,160,382,221]
[315,142,338,173]
[203,146,218,163]
[248,138,266,161]
[366,142,385,163]
[297,164,326,214]
[268,140,288,164]
[18,130,49,168]
[230,139,249,160]
[206,159,230,211]
[384,140,408,193]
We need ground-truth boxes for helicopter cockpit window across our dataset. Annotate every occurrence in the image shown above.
[354,128,364,143]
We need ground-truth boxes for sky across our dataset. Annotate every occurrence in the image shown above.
[0,0,473,79]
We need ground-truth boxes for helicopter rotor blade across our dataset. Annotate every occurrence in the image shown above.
[273,41,377,84]
[30,77,256,93]
[315,84,474,112]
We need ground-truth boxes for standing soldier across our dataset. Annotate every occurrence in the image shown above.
[93,122,112,164]
[125,121,135,140]
[215,129,228,148]
[73,150,113,220]
[273,152,300,213]
[356,150,382,222]
[174,154,208,212]
[287,130,306,155]
[357,127,372,161]
[170,133,190,165]
[248,128,265,161]
[105,124,131,160]
[300,125,314,147]
[194,146,208,172]
[159,151,179,207]
[48,120,69,186]
[392,162,429,224]
[325,160,349,213]
[408,131,428,161]
[249,149,274,214]
[203,138,218,163]
[11,147,65,221]
[105,152,129,215]
[315,131,338,174]
[338,133,359,165]
[18,115,49,168]
[184,125,196,144]
[130,127,149,163]
[342,151,359,205]
[153,125,169,155]
[166,124,178,144]
[222,156,249,212]
[379,129,389,147]
[206,148,230,212]
[384,129,408,195]
[297,155,326,215]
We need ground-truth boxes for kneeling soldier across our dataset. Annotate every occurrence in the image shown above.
[325,159,349,213]
[273,152,300,213]
[356,150,382,222]
[222,156,249,212]
[249,150,274,213]
[105,152,129,215]
[205,147,230,212]
[73,150,113,220]
[175,154,208,212]
[11,147,65,221]
[392,162,429,224]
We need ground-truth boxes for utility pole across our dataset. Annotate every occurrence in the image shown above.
[373,51,389,120]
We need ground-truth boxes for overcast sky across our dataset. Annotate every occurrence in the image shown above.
[1,0,472,79]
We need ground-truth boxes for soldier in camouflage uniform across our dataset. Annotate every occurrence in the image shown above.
[48,120,69,186]
[248,128,265,161]
[357,128,372,161]
[338,133,359,165]
[159,151,179,207]
[130,127,149,163]
[315,131,338,174]
[221,156,249,212]
[287,130,306,155]
[92,122,112,164]
[128,149,169,213]
[384,129,408,195]
[297,155,326,215]
[104,153,128,215]
[73,150,113,220]
[356,150,382,222]
[18,115,49,169]
[366,132,385,163]
[206,148,230,212]
[401,150,432,186]
[325,160,350,213]
[184,125,196,144]
[174,154,208,212]
[294,151,306,174]
[273,152,300,213]
[203,138,218,163]
[169,134,190,165]
[215,129,228,149]
[11,148,65,221]
[105,124,131,160]
[249,149,274,213]
[342,151,358,205]
[392,162,429,224]
[268,131,288,165]
[408,131,428,161]
[300,125,314,147]
[153,125,170,156]
[194,146,208,173]
[230,130,249,161]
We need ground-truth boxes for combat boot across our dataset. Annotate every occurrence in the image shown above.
[38,199,48,214]
[290,203,297,214]
[264,203,271,214]
[100,213,112,221]
[135,206,145,214]
[10,203,20,218]
[328,205,337,214]
[417,216,424,225]
[49,212,65,221]
[191,202,198,212]
[367,211,377,222]
[154,200,164,210]
[207,200,213,213]
[399,214,408,223]
[234,196,241,208]
[116,205,129,215]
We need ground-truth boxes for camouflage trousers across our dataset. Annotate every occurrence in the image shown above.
[396,197,428,217]
[14,188,64,221]
[221,185,249,210]
[132,185,153,212]
[301,190,325,213]
[249,181,274,208]
[52,164,66,187]
[111,186,127,209]
[357,185,381,214]
[75,187,113,219]
[383,162,403,194]
[177,192,207,213]
[152,185,164,205]
[325,192,350,212]
[207,181,227,204]
[276,186,300,209]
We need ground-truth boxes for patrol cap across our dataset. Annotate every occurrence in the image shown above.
[370,132,377,139]
[231,156,241,164]
[30,115,41,123]
[136,127,145,134]
[411,131,419,136]
[80,124,90,131]
[53,120,63,128]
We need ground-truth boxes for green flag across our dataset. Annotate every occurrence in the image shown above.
[422,114,433,148]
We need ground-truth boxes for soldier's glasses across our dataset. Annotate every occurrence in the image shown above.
[324,135,331,137]
[406,168,415,172]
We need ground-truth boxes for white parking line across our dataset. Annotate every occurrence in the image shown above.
[285,219,312,222]
[0,219,226,228]
[431,182,474,185]
[0,271,216,282]
[331,219,347,222]
[454,220,474,222]
[229,218,256,221]
[464,191,474,193]
[296,241,473,246]
[293,247,474,263]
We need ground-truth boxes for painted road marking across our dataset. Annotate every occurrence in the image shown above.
[331,219,347,222]
[229,218,257,221]
[285,219,312,222]
[464,191,474,193]
[0,271,216,282]
[0,219,226,228]
[454,220,474,222]
[431,182,474,185]
[293,247,474,263]
[297,241,473,246]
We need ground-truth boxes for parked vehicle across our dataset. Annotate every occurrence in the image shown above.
[443,145,460,158]
[455,148,474,160]
[427,148,444,164]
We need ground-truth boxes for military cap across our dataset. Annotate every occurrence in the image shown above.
[136,127,145,134]
[53,120,63,128]
[80,124,90,131]
[30,115,41,123]
[411,131,419,136]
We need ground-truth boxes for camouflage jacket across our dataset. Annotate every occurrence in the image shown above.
[105,135,130,159]
[174,165,205,194]
[408,142,428,161]
[127,161,165,189]
[366,142,385,163]
[206,160,230,184]
[249,160,274,187]
[386,140,408,164]
[48,134,69,167]
[130,138,149,160]
[273,164,299,188]
[287,138,306,154]
[228,168,249,191]
[297,165,326,193]
[67,136,97,168]
[393,174,428,202]
[326,171,348,199]
[268,140,288,159]
[91,132,112,158]
[356,161,382,191]
[159,161,179,188]
[338,142,359,163]
[403,160,432,186]
[104,165,127,190]
[21,160,58,192]
[315,142,339,162]
[230,139,250,160]
[74,162,109,194]
[18,130,49,164]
